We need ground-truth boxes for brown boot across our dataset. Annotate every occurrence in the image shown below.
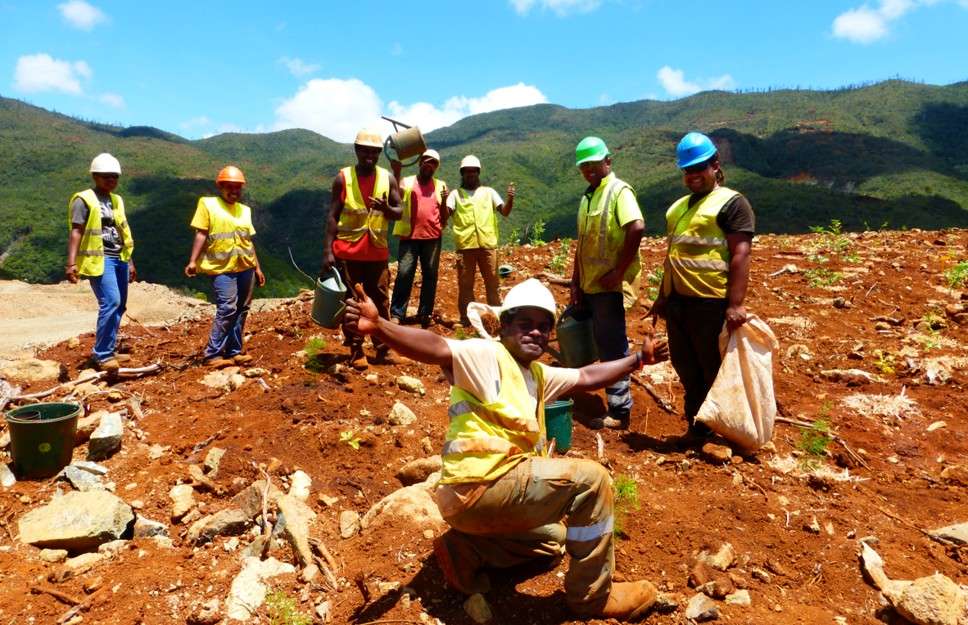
[371,345,396,365]
[591,581,658,621]
[204,356,234,369]
[96,357,120,373]
[231,354,254,365]
[113,353,133,365]
[348,346,368,371]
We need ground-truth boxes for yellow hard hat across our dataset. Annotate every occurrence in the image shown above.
[354,128,383,148]
[216,165,246,184]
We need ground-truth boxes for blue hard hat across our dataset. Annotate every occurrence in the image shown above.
[676,132,717,169]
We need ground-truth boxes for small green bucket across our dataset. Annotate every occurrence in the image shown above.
[5,402,80,479]
[544,399,574,453]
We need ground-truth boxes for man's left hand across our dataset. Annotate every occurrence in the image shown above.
[725,305,748,332]
[344,284,380,336]
[506,182,516,200]
[598,268,623,291]
[255,268,266,287]
[370,193,391,215]
[128,263,137,283]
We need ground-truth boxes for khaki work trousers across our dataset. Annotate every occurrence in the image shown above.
[437,457,615,612]
[457,248,500,324]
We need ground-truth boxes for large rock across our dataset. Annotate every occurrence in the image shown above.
[387,401,417,426]
[276,494,316,567]
[225,556,295,621]
[169,484,196,521]
[884,573,967,625]
[685,593,719,621]
[0,358,64,383]
[58,465,106,491]
[396,456,442,485]
[87,412,123,460]
[361,473,444,532]
[186,507,249,545]
[928,522,968,545]
[18,490,133,552]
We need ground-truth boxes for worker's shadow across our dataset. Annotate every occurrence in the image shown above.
[352,553,572,624]
[620,431,685,454]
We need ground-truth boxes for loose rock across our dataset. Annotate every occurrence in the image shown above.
[133,516,168,538]
[0,358,63,383]
[39,548,69,563]
[186,507,249,545]
[232,479,282,519]
[884,573,966,625]
[725,589,751,606]
[288,470,312,501]
[58,465,106,491]
[396,456,443,485]
[821,368,887,386]
[701,443,733,463]
[1,463,15,488]
[464,593,492,623]
[396,375,426,395]
[203,447,226,476]
[225,556,296,621]
[187,598,221,625]
[277,494,316,567]
[340,510,361,539]
[388,401,417,426]
[87,412,123,460]
[18,490,134,552]
[701,542,736,571]
[169,484,196,521]
[928,522,968,545]
[685,593,719,621]
[361,474,445,533]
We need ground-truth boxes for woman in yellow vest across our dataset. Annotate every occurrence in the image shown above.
[66,153,137,372]
[184,166,266,367]
[652,132,755,440]
[343,278,670,621]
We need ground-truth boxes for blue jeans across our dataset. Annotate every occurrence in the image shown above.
[580,291,632,421]
[390,238,441,320]
[203,269,255,359]
[88,256,129,363]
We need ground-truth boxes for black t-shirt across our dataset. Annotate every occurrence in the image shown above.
[688,192,755,235]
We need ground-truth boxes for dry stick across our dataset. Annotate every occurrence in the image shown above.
[355,621,424,625]
[774,415,870,470]
[854,484,934,539]
[30,585,82,606]
[630,375,675,414]
[56,587,105,624]
[123,311,157,337]
[12,364,162,401]
[259,468,272,560]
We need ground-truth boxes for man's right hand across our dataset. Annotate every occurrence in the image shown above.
[344,283,380,336]
[184,262,197,278]
[66,264,79,284]
[319,251,335,277]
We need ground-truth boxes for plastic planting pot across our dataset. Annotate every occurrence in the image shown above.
[5,402,80,479]
[544,399,574,453]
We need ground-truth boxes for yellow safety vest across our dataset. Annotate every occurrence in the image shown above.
[68,189,134,277]
[441,343,548,485]
[337,166,391,248]
[451,187,499,250]
[393,175,446,238]
[576,173,641,298]
[196,196,257,275]
[662,186,739,298]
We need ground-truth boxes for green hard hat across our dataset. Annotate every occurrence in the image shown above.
[575,136,610,166]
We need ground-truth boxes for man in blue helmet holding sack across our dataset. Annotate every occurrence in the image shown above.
[570,137,645,430]
[652,132,755,441]
[343,278,669,621]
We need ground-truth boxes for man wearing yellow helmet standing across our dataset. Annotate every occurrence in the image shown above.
[571,137,645,430]
[66,153,137,372]
[184,165,266,368]
[446,155,515,327]
[320,128,402,370]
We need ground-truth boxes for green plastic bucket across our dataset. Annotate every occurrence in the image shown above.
[5,402,80,479]
[544,399,574,453]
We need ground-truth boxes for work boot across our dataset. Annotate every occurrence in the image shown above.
[96,357,120,373]
[203,356,234,369]
[231,354,254,365]
[588,416,629,430]
[575,580,658,621]
[113,353,133,365]
[433,535,491,595]
[348,346,368,371]
[371,345,396,365]
[418,315,433,328]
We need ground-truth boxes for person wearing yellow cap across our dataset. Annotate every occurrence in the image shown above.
[320,128,402,370]
[652,132,755,440]
[343,278,668,621]
[389,149,447,328]
[66,153,137,372]
[184,165,266,368]
[570,137,645,430]
[446,155,515,327]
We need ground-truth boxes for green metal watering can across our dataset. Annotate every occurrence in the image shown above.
[311,266,347,329]
[547,306,598,368]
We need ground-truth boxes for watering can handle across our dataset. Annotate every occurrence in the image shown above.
[383,135,421,168]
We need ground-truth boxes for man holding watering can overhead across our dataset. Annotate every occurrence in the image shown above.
[343,277,669,621]
[570,137,645,431]
[320,128,402,370]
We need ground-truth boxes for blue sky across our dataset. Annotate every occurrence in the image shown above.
[2,0,966,142]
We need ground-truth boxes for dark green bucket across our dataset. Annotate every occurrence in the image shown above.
[5,402,80,479]
[544,399,574,453]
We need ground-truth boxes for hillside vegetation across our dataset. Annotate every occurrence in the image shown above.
[2,79,967,296]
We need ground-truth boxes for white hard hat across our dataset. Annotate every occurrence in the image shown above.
[421,149,440,163]
[90,153,121,175]
[354,128,384,148]
[459,155,481,170]
[500,279,557,321]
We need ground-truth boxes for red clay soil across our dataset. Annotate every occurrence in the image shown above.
[1,229,967,625]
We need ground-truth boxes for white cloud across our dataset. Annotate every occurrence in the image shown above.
[831,0,935,43]
[510,0,602,16]
[98,92,124,108]
[13,53,92,94]
[279,56,319,77]
[656,66,735,98]
[58,0,105,30]
[273,78,547,142]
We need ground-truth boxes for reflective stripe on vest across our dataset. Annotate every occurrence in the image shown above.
[576,173,641,294]
[196,196,256,275]
[68,189,134,277]
[393,175,445,238]
[337,166,391,248]
[440,343,547,484]
[451,187,499,250]
[662,186,738,298]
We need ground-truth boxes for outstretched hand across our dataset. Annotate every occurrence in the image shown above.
[343,283,380,336]
[641,332,669,365]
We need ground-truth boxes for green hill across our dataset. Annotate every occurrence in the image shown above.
[2,79,967,296]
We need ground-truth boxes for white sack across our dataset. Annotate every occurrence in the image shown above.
[695,315,778,450]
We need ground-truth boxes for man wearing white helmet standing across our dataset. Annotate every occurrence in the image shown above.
[320,128,402,370]
[66,153,137,372]
[344,278,669,621]
[446,155,514,327]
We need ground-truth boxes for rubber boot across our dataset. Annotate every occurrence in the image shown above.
[592,580,658,621]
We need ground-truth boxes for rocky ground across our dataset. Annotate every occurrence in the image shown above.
[0,228,967,625]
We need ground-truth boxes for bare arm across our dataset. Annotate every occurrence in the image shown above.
[184,230,208,277]
[725,232,753,331]
[320,175,344,275]
[498,183,515,217]
[571,336,668,393]
[66,225,83,282]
